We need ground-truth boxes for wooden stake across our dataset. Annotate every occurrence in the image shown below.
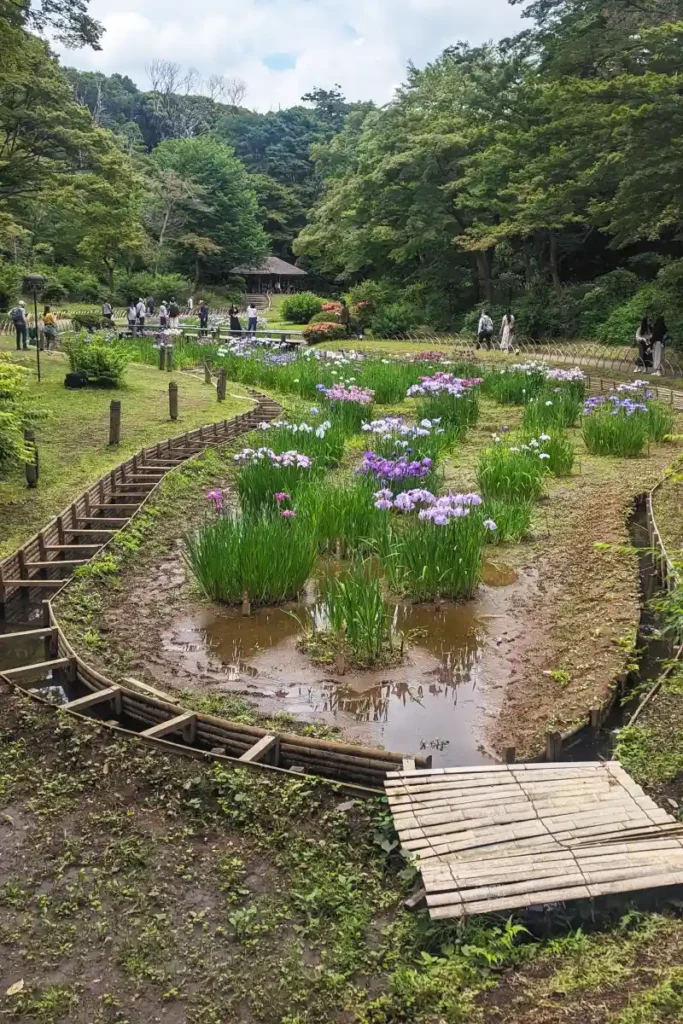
[336,626,346,676]
[24,427,39,488]
[165,345,174,372]
[545,730,563,763]
[217,368,227,402]
[204,362,212,385]
[242,590,251,616]
[109,400,121,446]
[169,381,178,421]
[158,344,165,371]
[504,746,516,764]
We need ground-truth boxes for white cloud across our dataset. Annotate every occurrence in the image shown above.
[56,0,526,111]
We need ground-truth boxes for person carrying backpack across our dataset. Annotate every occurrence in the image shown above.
[168,298,180,329]
[477,310,494,349]
[10,301,28,350]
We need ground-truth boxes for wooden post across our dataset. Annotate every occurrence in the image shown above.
[242,590,251,616]
[165,345,174,372]
[158,344,165,371]
[169,381,178,421]
[545,730,562,763]
[217,368,227,402]
[589,707,601,732]
[204,362,212,385]
[503,745,516,764]
[109,401,121,446]
[24,427,39,488]
[336,626,346,676]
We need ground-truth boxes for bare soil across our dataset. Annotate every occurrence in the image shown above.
[56,402,683,760]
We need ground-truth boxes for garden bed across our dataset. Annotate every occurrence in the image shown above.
[53,350,683,761]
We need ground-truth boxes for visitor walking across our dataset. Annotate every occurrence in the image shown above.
[339,298,351,337]
[10,301,28,350]
[168,298,180,330]
[42,305,58,351]
[146,296,155,316]
[636,316,653,371]
[246,302,258,335]
[651,317,669,376]
[228,303,242,335]
[101,299,113,325]
[187,295,194,311]
[198,299,209,337]
[136,297,146,331]
[127,300,138,336]
[500,310,515,353]
[477,310,494,349]
[158,301,168,330]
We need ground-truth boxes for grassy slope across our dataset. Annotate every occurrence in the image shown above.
[0,340,253,558]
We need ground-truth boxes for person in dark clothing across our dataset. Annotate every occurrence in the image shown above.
[228,303,242,335]
[10,301,28,350]
[651,316,670,376]
[636,316,653,370]
[198,300,209,337]
[339,298,351,336]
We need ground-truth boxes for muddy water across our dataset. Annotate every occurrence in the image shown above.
[159,559,525,766]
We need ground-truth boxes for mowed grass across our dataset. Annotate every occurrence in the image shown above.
[0,339,253,557]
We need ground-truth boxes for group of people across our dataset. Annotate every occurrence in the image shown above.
[10,301,58,351]
[636,316,670,375]
[228,303,260,335]
[476,310,517,352]
[121,298,183,335]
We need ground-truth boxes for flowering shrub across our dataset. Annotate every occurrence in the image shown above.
[582,394,652,456]
[374,489,494,600]
[317,382,375,431]
[359,452,438,493]
[361,416,449,460]
[234,447,317,512]
[303,321,347,342]
[321,302,342,313]
[407,373,482,434]
[256,418,346,466]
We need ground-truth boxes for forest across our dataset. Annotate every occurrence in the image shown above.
[1,0,683,343]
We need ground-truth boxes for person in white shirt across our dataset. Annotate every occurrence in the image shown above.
[159,302,169,330]
[127,301,138,336]
[500,310,516,353]
[477,311,494,350]
[188,296,194,311]
[136,297,146,330]
[247,303,258,335]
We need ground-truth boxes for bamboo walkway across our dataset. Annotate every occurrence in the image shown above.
[386,762,683,919]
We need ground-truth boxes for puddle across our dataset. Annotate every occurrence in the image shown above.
[159,559,524,766]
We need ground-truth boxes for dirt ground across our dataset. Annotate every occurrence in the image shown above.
[3,683,683,1024]
[54,396,683,761]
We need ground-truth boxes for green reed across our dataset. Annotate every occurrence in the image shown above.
[582,407,650,457]
[482,499,534,545]
[185,511,317,606]
[321,562,394,666]
[477,442,547,503]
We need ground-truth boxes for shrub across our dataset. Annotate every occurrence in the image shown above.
[63,334,127,387]
[0,355,32,473]
[185,509,317,606]
[303,321,347,343]
[280,292,325,324]
[370,301,419,338]
[71,312,108,331]
[350,300,374,329]
[309,310,341,325]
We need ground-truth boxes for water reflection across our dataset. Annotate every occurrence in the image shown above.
[162,559,519,766]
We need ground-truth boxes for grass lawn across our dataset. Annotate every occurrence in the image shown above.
[0,339,253,558]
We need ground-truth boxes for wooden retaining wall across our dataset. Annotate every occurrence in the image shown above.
[0,390,431,789]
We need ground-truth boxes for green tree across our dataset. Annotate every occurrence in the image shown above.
[152,137,268,282]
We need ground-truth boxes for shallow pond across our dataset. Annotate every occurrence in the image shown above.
[160,559,526,766]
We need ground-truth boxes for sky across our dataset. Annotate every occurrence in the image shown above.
[56,0,527,111]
